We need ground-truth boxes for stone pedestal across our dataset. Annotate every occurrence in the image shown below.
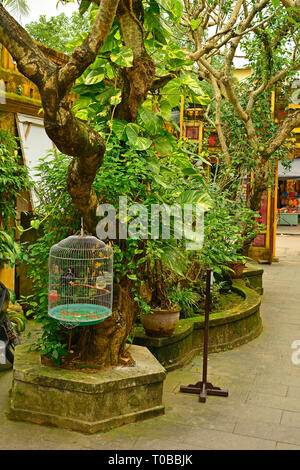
[9,344,165,433]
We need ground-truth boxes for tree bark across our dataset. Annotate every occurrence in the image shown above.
[0,1,119,232]
[76,282,138,366]
[115,0,156,121]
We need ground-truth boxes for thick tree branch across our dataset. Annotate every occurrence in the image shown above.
[58,0,120,94]
[264,110,300,158]
[0,2,120,231]
[211,75,229,160]
[0,3,55,86]
[115,0,155,121]
[224,0,269,77]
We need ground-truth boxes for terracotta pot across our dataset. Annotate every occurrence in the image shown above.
[140,306,180,337]
[228,261,245,279]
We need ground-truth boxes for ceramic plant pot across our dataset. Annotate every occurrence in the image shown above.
[141,306,180,337]
[228,261,245,279]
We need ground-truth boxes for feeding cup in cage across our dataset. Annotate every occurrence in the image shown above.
[48,233,113,327]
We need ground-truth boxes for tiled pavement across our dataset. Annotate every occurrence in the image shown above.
[1,235,300,450]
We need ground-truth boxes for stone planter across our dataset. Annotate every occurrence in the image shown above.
[242,264,264,294]
[134,280,262,370]
[9,344,166,433]
[140,307,180,337]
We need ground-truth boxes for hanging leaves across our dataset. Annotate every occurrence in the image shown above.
[110,119,127,139]
[79,0,91,15]
[139,106,164,135]
[125,123,152,151]
[153,135,173,155]
[85,68,105,85]
[110,46,134,68]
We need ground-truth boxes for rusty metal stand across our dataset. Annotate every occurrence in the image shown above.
[180,268,229,403]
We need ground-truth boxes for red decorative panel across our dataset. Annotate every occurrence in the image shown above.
[253,191,268,247]
[185,126,199,140]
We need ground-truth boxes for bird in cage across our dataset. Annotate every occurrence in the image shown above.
[60,267,76,287]
[48,234,113,327]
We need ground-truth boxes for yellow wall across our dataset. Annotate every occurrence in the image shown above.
[0,265,15,290]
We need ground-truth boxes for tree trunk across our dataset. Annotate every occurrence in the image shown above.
[0,1,156,367]
[76,282,138,366]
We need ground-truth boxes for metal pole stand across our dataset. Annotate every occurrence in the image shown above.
[179,268,229,403]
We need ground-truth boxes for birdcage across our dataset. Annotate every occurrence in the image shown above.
[48,233,113,328]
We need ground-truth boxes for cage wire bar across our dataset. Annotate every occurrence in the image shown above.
[48,233,113,328]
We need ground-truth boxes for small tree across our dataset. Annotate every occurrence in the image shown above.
[178,0,300,211]
[0,0,212,366]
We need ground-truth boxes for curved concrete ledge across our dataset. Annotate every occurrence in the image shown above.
[242,264,264,295]
[134,281,262,371]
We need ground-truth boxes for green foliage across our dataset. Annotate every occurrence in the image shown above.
[111,46,133,68]
[79,0,91,16]
[168,286,200,318]
[6,306,26,333]
[25,12,90,54]
[202,74,291,201]
[25,292,69,366]
[0,130,29,268]
[0,130,30,229]
[92,126,211,312]
[20,152,80,364]
[0,230,21,267]
[201,185,261,277]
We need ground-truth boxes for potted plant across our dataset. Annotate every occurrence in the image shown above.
[137,244,182,337]
[227,254,247,279]
[200,188,262,280]
[140,303,180,337]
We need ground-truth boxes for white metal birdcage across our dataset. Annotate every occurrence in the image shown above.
[48,233,113,328]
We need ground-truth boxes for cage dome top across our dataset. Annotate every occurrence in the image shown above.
[50,234,113,261]
[51,234,108,252]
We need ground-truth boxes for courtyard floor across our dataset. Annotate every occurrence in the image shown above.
[1,235,300,450]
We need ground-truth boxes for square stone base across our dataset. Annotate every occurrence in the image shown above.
[9,344,165,433]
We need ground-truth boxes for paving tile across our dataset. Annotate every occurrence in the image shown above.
[161,404,237,433]
[281,411,300,428]
[276,442,300,450]
[247,391,300,412]
[234,419,300,446]
[286,385,300,399]
[255,373,300,388]
[132,437,204,450]
[179,427,276,450]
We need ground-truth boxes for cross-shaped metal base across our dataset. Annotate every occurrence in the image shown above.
[180,381,229,403]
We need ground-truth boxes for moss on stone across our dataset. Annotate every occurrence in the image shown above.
[134,281,262,370]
